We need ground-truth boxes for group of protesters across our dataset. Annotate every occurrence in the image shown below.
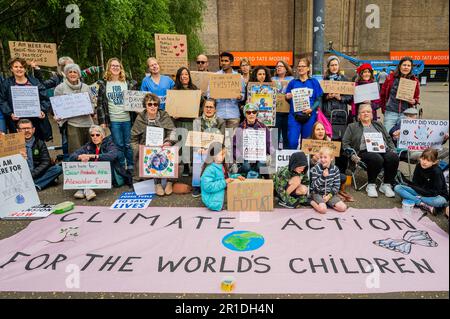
[0,51,448,217]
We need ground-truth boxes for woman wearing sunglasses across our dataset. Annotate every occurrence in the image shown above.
[68,125,132,201]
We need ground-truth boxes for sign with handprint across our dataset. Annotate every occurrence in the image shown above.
[155,34,188,75]
[399,119,449,151]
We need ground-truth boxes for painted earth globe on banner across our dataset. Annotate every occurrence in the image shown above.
[222,231,265,252]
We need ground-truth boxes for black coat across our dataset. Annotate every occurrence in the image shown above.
[30,138,52,179]
[407,164,449,200]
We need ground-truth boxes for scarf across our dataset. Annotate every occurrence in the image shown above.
[202,113,218,129]
[25,136,35,170]
[328,73,343,81]
[63,78,83,91]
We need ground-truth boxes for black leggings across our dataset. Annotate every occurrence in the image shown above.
[359,150,399,184]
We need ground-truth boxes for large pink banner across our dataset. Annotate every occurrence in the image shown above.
[0,206,448,294]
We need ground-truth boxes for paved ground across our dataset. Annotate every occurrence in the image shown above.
[0,83,448,299]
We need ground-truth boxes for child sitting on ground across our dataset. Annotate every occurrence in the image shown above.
[310,147,347,214]
[273,151,310,209]
[394,148,449,215]
[200,142,245,211]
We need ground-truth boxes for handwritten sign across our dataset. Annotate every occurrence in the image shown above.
[275,150,300,170]
[146,127,164,146]
[399,119,449,151]
[11,86,41,117]
[190,71,212,94]
[165,90,201,118]
[8,41,57,67]
[185,131,224,148]
[50,92,93,119]
[139,146,179,178]
[227,179,273,212]
[364,133,386,153]
[301,139,341,158]
[396,78,417,102]
[155,34,188,75]
[209,74,242,99]
[63,162,112,190]
[354,82,380,104]
[291,88,310,112]
[123,90,147,112]
[320,80,355,95]
[243,129,266,161]
[3,204,55,220]
[276,94,290,113]
[0,132,25,158]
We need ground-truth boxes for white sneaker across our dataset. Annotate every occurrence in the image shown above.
[366,184,378,198]
[73,190,85,199]
[84,189,96,201]
[379,183,395,198]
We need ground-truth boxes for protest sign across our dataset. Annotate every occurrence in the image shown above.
[320,80,355,95]
[227,179,274,211]
[275,150,300,170]
[396,78,417,102]
[11,86,41,117]
[146,127,164,146]
[190,71,212,94]
[291,88,311,112]
[0,154,40,218]
[364,133,386,153]
[185,131,224,149]
[209,74,242,99]
[398,119,449,151]
[133,179,156,196]
[3,204,55,220]
[243,129,266,161]
[155,34,188,75]
[301,139,341,158]
[89,83,99,107]
[0,132,25,158]
[8,41,57,67]
[247,82,277,126]
[123,90,147,112]
[276,94,290,113]
[63,162,112,190]
[110,192,154,210]
[354,82,380,104]
[50,92,93,119]
[165,90,201,118]
[139,146,179,178]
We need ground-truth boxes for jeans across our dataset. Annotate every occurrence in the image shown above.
[0,117,6,133]
[359,150,399,184]
[59,122,69,160]
[384,111,405,133]
[110,121,133,170]
[394,185,448,208]
[34,165,63,191]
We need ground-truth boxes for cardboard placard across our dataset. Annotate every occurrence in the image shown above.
[185,131,224,148]
[190,71,212,94]
[227,179,274,212]
[155,34,188,75]
[364,133,386,153]
[146,127,164,146]
[276,94,290,113]
[354,82,380,104]
[11,86,41,117]
[50,92,93,119]
[8,41,58,67]
[320,80,355,95]
[123,90,148,112]
[0,132,25,158]
[301,139,341,158]
[243,129,267,161]
[139,145,179,178]
[291,88,310,112]
[165,90,201,118]
[396,78,417,102]
[63,162,112,190]
[209,74,242,99]
[398,119,449,151]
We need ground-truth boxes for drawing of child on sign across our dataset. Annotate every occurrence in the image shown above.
[151,153,169,171]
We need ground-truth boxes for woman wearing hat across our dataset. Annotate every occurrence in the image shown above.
[352,63,381,121]
[233,103,272,178]
[54,63,95,154]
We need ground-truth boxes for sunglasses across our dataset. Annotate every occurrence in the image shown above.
[246,111,257,115]
[196,61,207,64]
[90,134,101,137]
[147,102,158,107]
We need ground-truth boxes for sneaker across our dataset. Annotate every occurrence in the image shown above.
[182,164,190,177]
[366,184,378,198]
[84,189,96,201]
[165,182,173,195]
[192,187,201,198]
[419,202,435,215]
[156,184,165,196]
[73,190,85,199]
[278,200,295,209]
[379,183,395,198]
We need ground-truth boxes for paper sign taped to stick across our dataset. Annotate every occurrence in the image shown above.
[398,119,449,151]
[165,90,201,118]
[291,88,311,112]
[396,78,417,102]
[301,139,341,158]
[320,80,355,95]
[146,127,164,146]
[9,41,58,67]
[123,90,147,112]
[50,92,93,119]
[155,34,188,75]
[0,154,40,218]
[139,145,179,178]
[0,132,25,158]
[354,82,380,104]
[227,179,274,212]
[11,86,41,117]
[364,133,386,153]
[185,131,224,148]
[243,129,266,161]
[63,162,112,189]
[190,71,212,94]
[209,74,242,99]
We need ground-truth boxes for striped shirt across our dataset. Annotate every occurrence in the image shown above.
[310,163,341,196]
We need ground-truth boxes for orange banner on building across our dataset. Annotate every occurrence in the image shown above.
[230,52,293,67]
[390,51,449,65]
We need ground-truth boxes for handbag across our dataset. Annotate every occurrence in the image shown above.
[316,108,333,138]
[294,112,311,124]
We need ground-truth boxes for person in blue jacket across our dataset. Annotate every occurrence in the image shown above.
[140,57,175,110]
[285,57,323,150]
[200,142,245,211]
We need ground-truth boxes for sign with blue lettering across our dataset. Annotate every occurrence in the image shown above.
[109,192,154,210]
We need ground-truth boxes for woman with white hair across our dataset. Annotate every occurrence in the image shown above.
[68,125,132,200]
[30,56,74,89]
[54,63,95,154]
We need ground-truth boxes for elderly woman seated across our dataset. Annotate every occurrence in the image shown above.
[67,125,132,200]
[342,103,399,198]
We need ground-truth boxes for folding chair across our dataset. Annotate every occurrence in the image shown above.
[344,148,383,191]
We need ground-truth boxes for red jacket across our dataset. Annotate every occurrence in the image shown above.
[380,74,420,113]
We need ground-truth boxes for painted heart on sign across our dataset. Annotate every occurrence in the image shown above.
[180,43,184,47]
[173,45,178,49]
[175,53,180,57]
[180,49,185,53]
